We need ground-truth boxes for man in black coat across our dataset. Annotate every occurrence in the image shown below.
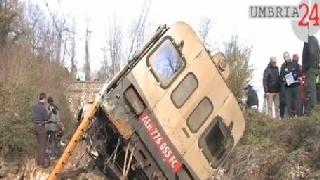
[263,57,281,118]
[292,54,304,114]
[32,92,50,167]
[302,36,320,114]
[280,52,303,117]
[245,85,259,109]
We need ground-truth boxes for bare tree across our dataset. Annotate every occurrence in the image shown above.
[84,25,91,81]
[25,3,44,51]
[98,0,151,80]
[0,0,18,46]
[45,3,68,64]
[198,17,212,46]
[107,17,122,76]
[69,21,77,78]
[23,1,75,67]
[127,0,151,60]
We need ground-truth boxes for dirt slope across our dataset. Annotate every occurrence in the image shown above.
[225,108,320,180]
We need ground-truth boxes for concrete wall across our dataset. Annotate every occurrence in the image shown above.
[66,81,103,118]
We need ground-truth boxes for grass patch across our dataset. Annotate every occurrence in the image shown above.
[227,108,320,179]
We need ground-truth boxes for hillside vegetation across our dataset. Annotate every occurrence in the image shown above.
[226,109,320,180]
[0,0,74,163]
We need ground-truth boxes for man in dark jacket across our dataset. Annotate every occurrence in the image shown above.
[263,57,281,118]
[245,85,259,109]
[302,36,320,114]
[32,92,50,167]
[292,54,304,114]
[280,52,303,117]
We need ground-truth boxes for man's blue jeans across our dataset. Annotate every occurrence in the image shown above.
[285,85,302,117]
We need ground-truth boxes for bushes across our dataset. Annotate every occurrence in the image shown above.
[226,110,320,179]
[224,36,253,101]
[0,44,74,162]
[0,82,36,160]
[0,0,76,164]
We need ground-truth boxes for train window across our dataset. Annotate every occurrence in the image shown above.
[147,38,185,88]
[124,86,146,115]
[186,97,213,133]
[199,116,234,168]
[171,73,198,108]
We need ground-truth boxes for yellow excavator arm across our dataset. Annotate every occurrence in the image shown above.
[47,99,100,180]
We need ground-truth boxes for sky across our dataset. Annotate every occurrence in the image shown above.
[32,0,319,109]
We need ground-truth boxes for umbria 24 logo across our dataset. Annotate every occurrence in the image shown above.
[249,0,320,42]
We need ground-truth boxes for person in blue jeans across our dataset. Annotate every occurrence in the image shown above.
[280,52,303,117]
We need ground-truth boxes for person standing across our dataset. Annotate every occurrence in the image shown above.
[245,85,259,110]
[279,83,286,119]
[263,57,281,118]
[292,54,305,114]
[45,96,65,159]
[302,36,320,114]
[280,52,303,117]
[32,92,50,167]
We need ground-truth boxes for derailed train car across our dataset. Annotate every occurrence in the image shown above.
[77,22,245,180]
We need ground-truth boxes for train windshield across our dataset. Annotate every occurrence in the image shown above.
[148,38,184,88]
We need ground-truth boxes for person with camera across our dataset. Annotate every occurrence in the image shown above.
[45,96,65,160]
